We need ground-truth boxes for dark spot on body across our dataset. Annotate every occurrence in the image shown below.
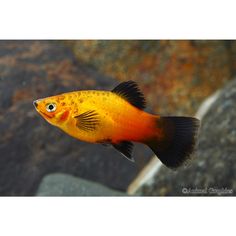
[58,95,65,100]
[61,102,65,106]
[79,98,83,103]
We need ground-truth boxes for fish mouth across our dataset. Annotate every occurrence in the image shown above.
[33,100,52,119]
[33,100,38,108]
[33,99,43,109]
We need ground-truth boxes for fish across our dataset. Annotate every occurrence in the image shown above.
[33,81,200,169]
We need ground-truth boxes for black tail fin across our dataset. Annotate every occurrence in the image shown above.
[147,116,200,169]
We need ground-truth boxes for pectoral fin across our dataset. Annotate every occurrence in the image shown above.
[74,110,100,131]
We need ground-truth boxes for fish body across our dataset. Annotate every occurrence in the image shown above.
[34,81,200,168]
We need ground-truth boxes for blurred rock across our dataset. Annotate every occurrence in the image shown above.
[67,40,236,115]
[137,79,236,196]
[0,41,152,196]
[36,173,126,196]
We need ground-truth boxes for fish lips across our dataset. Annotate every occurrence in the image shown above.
[33,99,43,108]
[33,100,38,108]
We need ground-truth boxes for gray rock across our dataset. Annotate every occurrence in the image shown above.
[36,173,126,196]
[137,79,236,196]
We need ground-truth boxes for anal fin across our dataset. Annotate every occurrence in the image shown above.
[112,141,134,162]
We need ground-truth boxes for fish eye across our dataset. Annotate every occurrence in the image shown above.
[46,103,56,112]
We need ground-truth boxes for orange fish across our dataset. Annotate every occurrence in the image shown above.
[33,81,200,169]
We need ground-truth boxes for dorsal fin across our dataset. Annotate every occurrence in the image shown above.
[112,81,146,110]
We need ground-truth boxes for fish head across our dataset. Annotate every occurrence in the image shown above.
[33,95,70,126]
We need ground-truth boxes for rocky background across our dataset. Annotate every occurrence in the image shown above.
[138,78,236,196]
[0,40,235,196]
[67,41,236,115]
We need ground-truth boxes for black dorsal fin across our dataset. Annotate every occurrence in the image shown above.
[112,141,134,162]
[112,81,146,110]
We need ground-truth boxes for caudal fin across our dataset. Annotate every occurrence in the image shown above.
[147,116,200,169]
